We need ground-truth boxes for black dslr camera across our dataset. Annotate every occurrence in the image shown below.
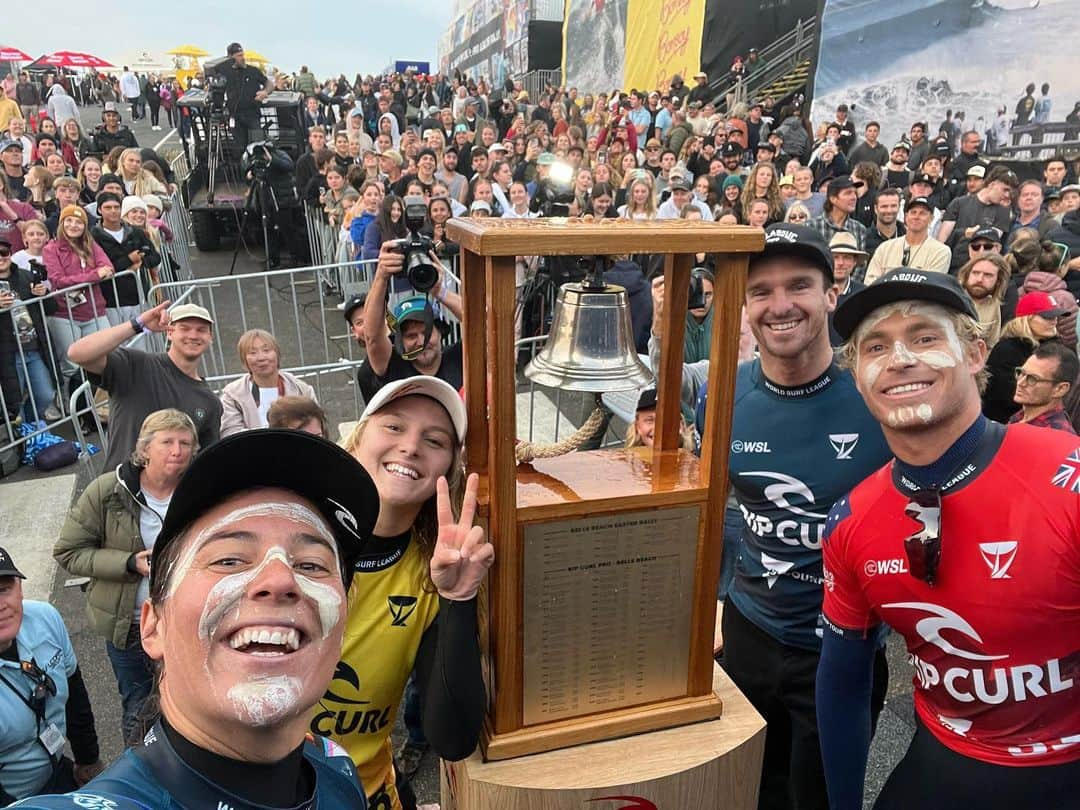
[246,139,275,180]
[688,267,711,310]
[27,259,47,285]
[393,196,439,293]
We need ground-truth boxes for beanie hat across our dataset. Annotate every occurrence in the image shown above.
[121,196,147,217]
[59,204,87,224]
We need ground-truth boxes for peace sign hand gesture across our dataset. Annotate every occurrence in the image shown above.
[430,473,493,601]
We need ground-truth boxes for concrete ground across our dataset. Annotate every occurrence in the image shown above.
[0,107,916,808]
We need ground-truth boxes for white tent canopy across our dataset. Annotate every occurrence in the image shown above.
[110,48,174,74]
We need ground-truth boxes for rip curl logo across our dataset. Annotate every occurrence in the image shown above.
[882,602,1006,662]
[327,497,364,541]
[586,797,659,810]
[71,796,121,810]
[388,595,418,626]
[322,661,369,706]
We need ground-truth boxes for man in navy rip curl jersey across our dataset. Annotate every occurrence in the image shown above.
[650,223,892,810]
[818,269,1080,809]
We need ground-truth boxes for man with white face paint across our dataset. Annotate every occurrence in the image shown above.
[14,429,380,809]
[819,270,1080,809]
[650,223,892,810]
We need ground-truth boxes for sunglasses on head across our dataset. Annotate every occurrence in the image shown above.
[904,488,942,585]
[21,659,57,716]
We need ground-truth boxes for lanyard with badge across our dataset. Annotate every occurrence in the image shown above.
[0,658,65,758]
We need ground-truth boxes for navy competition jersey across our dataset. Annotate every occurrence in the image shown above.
[11,722,367,810]
[823,421,1080,766]
[698,360,892,651]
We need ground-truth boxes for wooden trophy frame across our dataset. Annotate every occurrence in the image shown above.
[444,218,763,761]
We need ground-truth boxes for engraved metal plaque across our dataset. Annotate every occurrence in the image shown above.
[522,505,700,725]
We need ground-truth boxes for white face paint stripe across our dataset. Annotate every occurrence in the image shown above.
[226,675,304,727]
[197,544,343,642]
[855,302,964,389]
[163,502,339,601]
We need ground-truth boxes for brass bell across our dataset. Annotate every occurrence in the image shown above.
[525,278,654,393]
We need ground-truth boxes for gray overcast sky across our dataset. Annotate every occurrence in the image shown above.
[6,0,452,78]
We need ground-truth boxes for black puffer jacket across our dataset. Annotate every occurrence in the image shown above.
[90,223,160,308]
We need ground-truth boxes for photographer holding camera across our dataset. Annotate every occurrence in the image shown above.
[240,140,297,269]
[359,204,464,402]
[220,42,273,152]
[90,193,161,326]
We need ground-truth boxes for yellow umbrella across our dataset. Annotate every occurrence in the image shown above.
[166,45,210,57]
[242,50,270,65]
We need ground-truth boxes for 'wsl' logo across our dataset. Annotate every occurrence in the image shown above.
[388,595,418,626]
[978,541,1018,579]
[828,433,859,460]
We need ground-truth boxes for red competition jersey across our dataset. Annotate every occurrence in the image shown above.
[823,423,1080,766]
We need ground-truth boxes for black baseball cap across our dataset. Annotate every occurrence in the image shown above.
[35,133,58,147]
[828,175,862,194]
[971,225,1003,244]
[343,293,367,323]
[0,546,25,579]
[636,388,658,411]
[152,431,380,591]
[833,268,977,342]
[721,142,742,158]
[227,42,244,56]
[906,196,934,212]
[1045,185,1063,201]
[756,142,777,154]
[910,172,936,187]
[751,224,834,283]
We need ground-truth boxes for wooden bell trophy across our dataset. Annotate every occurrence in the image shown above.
[442,217,766,809]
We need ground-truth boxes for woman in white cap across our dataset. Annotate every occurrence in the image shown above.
[336,376,492,810]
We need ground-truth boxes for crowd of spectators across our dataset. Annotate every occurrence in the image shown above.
[2,56,1080,809]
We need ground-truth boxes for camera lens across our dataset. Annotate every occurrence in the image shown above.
[406,251,439,293]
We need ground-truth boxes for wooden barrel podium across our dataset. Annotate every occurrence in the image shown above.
[440,664,765,809]
[442,218,766,808]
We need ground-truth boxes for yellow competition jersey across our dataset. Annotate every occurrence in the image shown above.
[310,538,439,810]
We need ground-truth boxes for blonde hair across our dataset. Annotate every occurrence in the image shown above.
[1000,314,1041,347]
[341,412,465,590]
[740,162,783,222]
[624,420,695,451]
[119,147,143,179]
[840,307,989,394]
[132,408,199,466]
[622,176,657,219]
[236,328,281,372]
[24,166,54,201]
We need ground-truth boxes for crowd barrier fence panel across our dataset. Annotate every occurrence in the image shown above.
[0,270,146,461]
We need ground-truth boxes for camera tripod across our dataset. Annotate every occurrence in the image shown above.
[205,112,235,206]
[229,166,280,275]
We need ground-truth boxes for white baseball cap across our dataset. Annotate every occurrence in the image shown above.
[169,303,214,324]
[361,376,466,442]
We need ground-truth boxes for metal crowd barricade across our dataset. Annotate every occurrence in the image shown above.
[158,190,195,284]
[0,270,145,462]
